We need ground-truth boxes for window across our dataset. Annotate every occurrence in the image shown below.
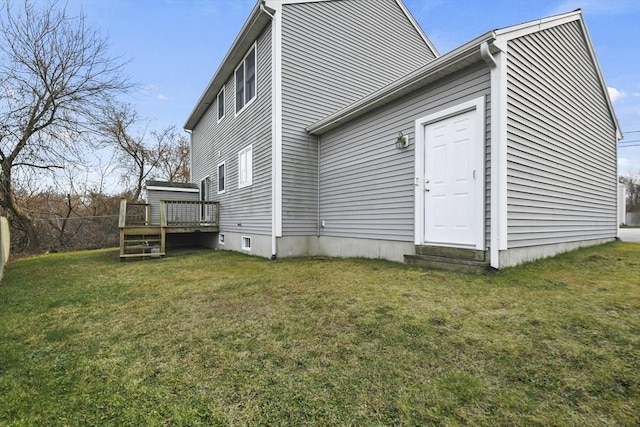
[235,45,256,114]
[217,162,226,194]
[217,87,225,121]
[219,234,225,245]
[200,176,211,221]
[238,145,253,188]
[242,236,251,251]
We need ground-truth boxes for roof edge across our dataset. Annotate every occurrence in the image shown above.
[184,0,268,131]
[493,9,621,139]
[572,11,622,139]
[493,9,582,42]
[395,0,440,58]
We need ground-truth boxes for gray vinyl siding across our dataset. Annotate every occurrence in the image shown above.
[280,0,436,236]
[147,189,199,225]
[506,21,618,248]
[319,63,491,242]
[190,24,273,236]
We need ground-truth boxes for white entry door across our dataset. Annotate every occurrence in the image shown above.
[423,109,478,246]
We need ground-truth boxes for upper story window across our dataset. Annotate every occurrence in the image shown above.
[217,86,225,122]
[238,145,253,188]
[235,44,256,114]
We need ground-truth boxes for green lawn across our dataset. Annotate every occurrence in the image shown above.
[1,243,639,426]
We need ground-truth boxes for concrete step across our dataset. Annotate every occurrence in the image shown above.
[414,245,486,262]
[404,254,489,274]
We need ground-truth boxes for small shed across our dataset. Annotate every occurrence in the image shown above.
[145,180,200,226]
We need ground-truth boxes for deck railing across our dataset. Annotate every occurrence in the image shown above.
[160,200,219,227]
[118,199,151,228]
[119,199,219,228]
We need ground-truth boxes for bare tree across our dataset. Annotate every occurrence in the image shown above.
[0,0,130,252]
[97,103,155,201]
[98,103,191,199]
[620,173,640,213]
[153,126,190,183]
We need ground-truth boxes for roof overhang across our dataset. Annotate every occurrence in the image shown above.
[184,1,274,131]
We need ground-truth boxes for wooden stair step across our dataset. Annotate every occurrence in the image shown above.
[123,238,162,244]
[120,253,165,259]
[123,244,161,250]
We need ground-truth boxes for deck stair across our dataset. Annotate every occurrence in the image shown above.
[404,245,489,273]
[120,227,165,259]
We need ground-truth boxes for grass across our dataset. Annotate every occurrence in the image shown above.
[1,243,639,426]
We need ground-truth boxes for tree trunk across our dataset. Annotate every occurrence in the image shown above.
[1,162,41,253]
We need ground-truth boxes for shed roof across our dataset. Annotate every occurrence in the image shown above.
[146,180,198,190]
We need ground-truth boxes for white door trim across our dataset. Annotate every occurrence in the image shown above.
[414,97,485,250]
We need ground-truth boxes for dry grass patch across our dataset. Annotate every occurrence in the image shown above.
[1,243,639,425]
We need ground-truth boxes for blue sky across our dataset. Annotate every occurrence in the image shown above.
[67,0,640,180]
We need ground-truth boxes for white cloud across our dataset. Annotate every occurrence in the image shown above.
[138,84,159,96]
[618,157,630,167]
[549,0,640,16]
[608,87,625,103]
[156,94,168,101]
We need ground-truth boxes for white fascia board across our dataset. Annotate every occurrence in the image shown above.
[493,10,581,41]
[395,0,440,57]
[146,186,200,193]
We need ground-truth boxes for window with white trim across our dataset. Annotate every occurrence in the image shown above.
[200,176,211,221]
[242,236,251,251]
[217,86,225,121]
[238,145,252,188]
[235,45,256,114]
[217,161,226,194]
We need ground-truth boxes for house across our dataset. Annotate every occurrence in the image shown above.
[182,0,621,270]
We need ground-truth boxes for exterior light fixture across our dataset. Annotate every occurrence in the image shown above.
[395,131,409,149]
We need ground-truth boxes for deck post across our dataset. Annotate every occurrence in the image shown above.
[159,200,167,254]
[118,198,127,228]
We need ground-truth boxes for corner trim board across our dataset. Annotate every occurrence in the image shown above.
[267,3,283,257]
[489,46,508,269]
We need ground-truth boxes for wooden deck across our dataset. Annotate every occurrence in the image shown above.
[118,199,219,259]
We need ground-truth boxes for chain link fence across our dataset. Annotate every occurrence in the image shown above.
[13,215,120,254]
